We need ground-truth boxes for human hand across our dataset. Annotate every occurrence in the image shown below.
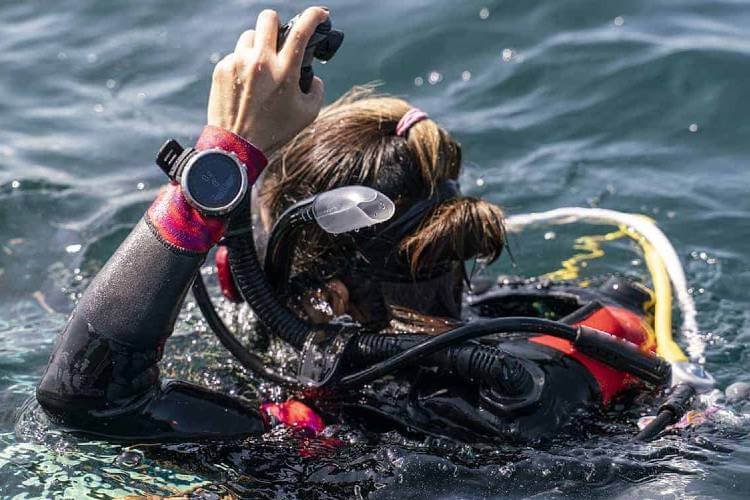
[206,7,328,153]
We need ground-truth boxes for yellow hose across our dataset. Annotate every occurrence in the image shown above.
[544,222,689,363]
[621,224,688,363]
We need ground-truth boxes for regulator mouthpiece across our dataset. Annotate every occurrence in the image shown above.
[313,186,395,234]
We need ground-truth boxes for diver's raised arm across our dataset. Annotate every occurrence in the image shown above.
[35,7,329,440]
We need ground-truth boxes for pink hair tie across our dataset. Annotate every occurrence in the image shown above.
[396,108,429,137]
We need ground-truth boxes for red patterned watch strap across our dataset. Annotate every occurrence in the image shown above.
[146,126,268,253]
[195,125,267,185]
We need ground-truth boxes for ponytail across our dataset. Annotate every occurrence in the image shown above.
[400,197,506,276]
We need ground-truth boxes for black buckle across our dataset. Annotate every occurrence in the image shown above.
[155,139,183,178]
[155,139,195,181]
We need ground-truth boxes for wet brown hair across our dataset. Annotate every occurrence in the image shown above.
[260,86,505,325]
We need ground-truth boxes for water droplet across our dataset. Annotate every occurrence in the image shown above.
[461,70,472,81]
[502,48,514,62]
[614,16,624,27]
[65,244,82,254]
[479,7,490,20]
[414,76,424,86]
[689,123,699,132]
[427,71,442,85]
[114,449,144,468]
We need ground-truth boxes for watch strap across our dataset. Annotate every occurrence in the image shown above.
[155,139,197,181]
[146,127,268,254]
[195,125,267,185]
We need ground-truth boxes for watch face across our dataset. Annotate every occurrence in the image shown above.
[184,151,245,212]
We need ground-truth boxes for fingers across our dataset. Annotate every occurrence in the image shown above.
[234,29,255,53]
[254,9,279,53]
[279,6,329,70]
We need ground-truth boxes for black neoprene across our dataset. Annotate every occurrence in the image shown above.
[36,218,266,441]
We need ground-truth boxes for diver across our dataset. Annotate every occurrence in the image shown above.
[36,7,677,444]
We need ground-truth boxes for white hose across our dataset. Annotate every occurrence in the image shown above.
[505,207,703,361]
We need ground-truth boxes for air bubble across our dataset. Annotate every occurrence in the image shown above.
[428,71,443,85]
[614,16,624,26]
[479,7,490,20]
[461,70,472,81]
[414,76,424,86]
[689,123,699,133]
[502,48,514,62]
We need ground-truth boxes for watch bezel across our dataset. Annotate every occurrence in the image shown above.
[179,148,248,215]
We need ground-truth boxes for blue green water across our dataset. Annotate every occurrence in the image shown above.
[1,0,749,498]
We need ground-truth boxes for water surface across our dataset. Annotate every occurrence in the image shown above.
[1,0,749,498]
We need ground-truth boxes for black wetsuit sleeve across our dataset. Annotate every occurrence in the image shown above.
[36,218,266,441]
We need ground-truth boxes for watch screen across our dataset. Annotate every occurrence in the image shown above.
[186,152,243,210]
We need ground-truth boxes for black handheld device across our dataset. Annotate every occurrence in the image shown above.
[277,13,344,93]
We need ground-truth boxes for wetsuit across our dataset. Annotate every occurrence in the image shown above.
[36,127,654,443]
[36,127,269,440]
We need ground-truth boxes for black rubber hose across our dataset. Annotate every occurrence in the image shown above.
[635,383,696,442]
[224,203,312,350]
[265,199,315,292]
[336,317,576,389]
[635,411,674,442]
[350,334,533,395]
[192,274,301,387]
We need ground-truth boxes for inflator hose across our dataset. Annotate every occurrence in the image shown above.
[337,318,671,389]
[635,383,696,441]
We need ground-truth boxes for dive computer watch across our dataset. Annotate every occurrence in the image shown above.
[155,139,248,216]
